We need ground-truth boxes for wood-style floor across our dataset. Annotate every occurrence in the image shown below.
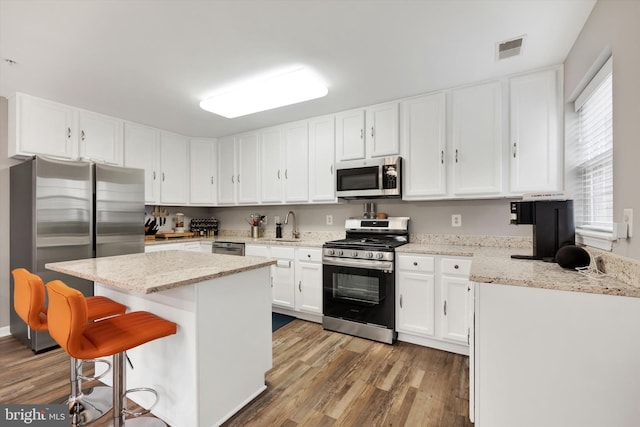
[0,320,473,427]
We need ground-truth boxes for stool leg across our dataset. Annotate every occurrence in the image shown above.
[113,352,126,427]
[112,352,168,427]
[66,357,113,426]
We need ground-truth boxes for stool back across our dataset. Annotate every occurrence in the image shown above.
[46,280,89,357]
[11,268,47,331]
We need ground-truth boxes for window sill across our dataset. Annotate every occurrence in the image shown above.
[575,227,614,251]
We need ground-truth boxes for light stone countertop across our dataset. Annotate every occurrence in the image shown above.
[46,251,276,294]
[398,242,638,298]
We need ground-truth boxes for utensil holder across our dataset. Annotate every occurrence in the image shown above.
[251,225,260,238]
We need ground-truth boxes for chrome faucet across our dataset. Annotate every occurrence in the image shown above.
[284,210,300,239]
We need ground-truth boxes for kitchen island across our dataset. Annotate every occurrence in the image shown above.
[467,252,640,427]
[46,251,276,427]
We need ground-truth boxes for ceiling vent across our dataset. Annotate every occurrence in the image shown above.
[497,36,525,60]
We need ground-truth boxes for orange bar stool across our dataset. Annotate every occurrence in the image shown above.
[46,280,177,427]
[12,268,127,425]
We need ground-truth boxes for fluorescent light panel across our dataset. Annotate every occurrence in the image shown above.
[200,68,328,118]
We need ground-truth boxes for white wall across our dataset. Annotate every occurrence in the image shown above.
[212,198,531,237]
[564,0,640,259]
[1,97,21,330]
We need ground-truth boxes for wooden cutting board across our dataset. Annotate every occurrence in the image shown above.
[155,232,196,239]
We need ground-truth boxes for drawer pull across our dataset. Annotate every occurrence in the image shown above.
[454,264,459,269]
[307,254,311,258]
[413,261,418,266]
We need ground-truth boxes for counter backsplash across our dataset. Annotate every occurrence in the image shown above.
[585,248,640,289]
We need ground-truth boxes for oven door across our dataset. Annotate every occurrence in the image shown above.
[322,260,394,329]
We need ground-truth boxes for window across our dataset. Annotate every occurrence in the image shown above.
[572,57,613,249]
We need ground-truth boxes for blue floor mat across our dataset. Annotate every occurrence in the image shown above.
[272,313,296,332]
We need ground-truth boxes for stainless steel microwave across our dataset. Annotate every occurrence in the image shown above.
[336,156,402,199]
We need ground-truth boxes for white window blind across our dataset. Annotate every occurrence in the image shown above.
[573,57,613,232]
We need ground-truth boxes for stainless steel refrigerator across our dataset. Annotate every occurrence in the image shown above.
[10,156,144,352]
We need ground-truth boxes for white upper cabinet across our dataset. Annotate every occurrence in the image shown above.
[9,93,76,159]
[77,110,123,165]
[308,115,336,202]
[9,93,125,164]
[124,122,160,203]
[335,102,399,162]
[335,108,365,161]
[260,126,284,203]
[283,120,309,203]
[366,102,400,158]
[159,131,189,205]
[401,93,447,199]
[451,81,503,196]
[189,138,217,205]
[217,136,237,205]
[217,132,259,205]
[509,68,562,194]
[236,131,260,204]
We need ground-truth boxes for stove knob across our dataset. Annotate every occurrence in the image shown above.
[327,249,335,256]
[367,252,374,258]
[337,250,344,256]
[376,253,384,259]
[352,251,358,257]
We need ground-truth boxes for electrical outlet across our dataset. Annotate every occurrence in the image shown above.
[451,214,462,227]
[623,208,633,237]
[326,215,333,225]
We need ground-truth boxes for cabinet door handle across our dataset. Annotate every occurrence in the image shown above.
[371,127,374,138]
[468,328,470,345]
[330,164,333,175]
[231,175,235,184]
[67,127,71,139]
[285,169,288,179]
[210,176,214,184]
[298,281,302,292]
[455,149,459,163]
[237,174,240,183]
[270,277,273,288]
[81,130,86,141]
[360,129,363,140]
[400,294,403,308]
[277,170,280,179]
[162,172,165,182]
[441,150,444,164]
[153,171,156,181]
[444,300,447,316]
[513,142,517,158]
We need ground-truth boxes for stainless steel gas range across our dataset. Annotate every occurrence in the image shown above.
[322,217,410,344]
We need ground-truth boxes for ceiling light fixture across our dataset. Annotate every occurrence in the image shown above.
[199,67,328,118]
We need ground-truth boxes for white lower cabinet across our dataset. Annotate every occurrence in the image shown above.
[440,258,472,344]
[270,246,296,309]
[245,244,323,322]
[396,253,470,355]
[396,255,436,337]
[144,242,184,252]
[294,248,323,315]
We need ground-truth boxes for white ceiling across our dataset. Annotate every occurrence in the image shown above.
[0,0,596,139]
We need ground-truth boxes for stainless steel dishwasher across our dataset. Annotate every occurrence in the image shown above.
[211,242,245,256]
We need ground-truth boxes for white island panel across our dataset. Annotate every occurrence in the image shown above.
[95,266,271,427]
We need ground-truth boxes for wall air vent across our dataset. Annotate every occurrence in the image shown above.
[497,36,525,60]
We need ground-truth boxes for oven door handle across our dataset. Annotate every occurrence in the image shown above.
[323,258,393,272]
